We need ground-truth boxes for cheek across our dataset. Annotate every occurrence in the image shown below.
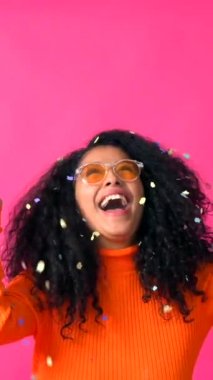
[75,184,95,218]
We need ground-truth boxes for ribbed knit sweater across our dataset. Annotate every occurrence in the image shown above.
[0,245,213,379]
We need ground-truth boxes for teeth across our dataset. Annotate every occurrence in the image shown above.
[100,194,128,209]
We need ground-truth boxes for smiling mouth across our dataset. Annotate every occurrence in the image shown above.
[99,194,129,212]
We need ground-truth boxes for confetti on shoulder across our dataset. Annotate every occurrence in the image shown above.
[91,231,100,240]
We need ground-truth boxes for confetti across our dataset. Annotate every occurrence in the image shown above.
[150,182,156,188]
[76,262,83,270]
[66,175,74,181]
[58,254,63,260]
[25,203,31,210]
[163,305,173,313]
[194,217,201,223]
[139,197,146,205]
[18,318,25,326]
[102,315,109,321]
[183,153,190,159]
[180,190,190,198]
[129,131,135,134]
[46,355,53,367]
[185,275,189,282]
[34,197,40,203]
[93,136,100,144]
[152,285,158,292]
[138,241,142,246]
[60,218,67,229]
[168,149,174,155]
[21,261,27,270]
[45,280,50,290]
[91,231,100,240]
[183,224,188,230]
[36,260,45,273]
[57,157,64,162]
[80,234,84,238]
[82,218,87,223]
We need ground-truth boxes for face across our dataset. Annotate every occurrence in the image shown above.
[75,146,145,249]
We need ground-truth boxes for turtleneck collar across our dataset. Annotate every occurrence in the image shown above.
[99,245,139,273]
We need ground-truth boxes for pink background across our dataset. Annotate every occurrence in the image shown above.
[0,1,212,378]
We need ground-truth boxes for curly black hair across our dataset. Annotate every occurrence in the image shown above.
[2,129,213,338]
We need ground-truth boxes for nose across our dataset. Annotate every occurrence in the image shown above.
[103,167,121,187]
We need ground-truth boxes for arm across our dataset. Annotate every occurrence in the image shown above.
[0,199,38,344]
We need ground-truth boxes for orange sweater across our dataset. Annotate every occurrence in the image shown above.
[0,246,213,380]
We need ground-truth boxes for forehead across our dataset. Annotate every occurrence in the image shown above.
[80,145,130,165]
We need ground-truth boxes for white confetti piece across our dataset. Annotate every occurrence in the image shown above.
[152,285,158,292]
[163,305,173,313]
[36,260,45,273]
[138,241,142,246]
[139,197,146,205]
[21,261,27,270]
[76,262,83,270]
[46,355,53,367]
[194,217,201,223]
[25,203,31,210]
[93,136,100,144]
[58,254,63,260]
[181,190,190,198]
[183,153,190,159]
[60,218,67,229]
[34,197,40,203]
[150,182,156,188]
[45,280,50,290]
[91,231,100,241]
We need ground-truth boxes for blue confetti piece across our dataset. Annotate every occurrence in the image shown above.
[21,338,31,346]
[102,315,109,321]
[18,318,25,326]
[34,198,40,203]
[183,153,190,159]
[66,175,74,181]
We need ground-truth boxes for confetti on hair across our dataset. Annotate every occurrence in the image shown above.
[183,224,188,230]
[82,218,87,223]
[138,241,142,246]
[58,254,63,260]
[25,203,31,210]
[46,355,53,367]
[80,234,84,238]
[150,182,156,188]
[91,231,100,240]
[200,207,203,215]
[34,198,40,203]
[194,217,201,223]
[163,304,173,313]
[57,157,64,162]
[76,261,83,270]
[66,175,74,181]
[168,149,174,155]
[152,285,158,292]
[60,218,67,229]
[21,261,27,270]
[129,131,135,134]
[36,260,45,273]
[93,136,100,144]
[181,190,189,198]
[139,197,146,205]
[45,280,50,290]
[183,153,190,159]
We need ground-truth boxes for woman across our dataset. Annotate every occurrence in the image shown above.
[0,129,212,379]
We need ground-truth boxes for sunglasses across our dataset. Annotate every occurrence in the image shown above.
[75,159,144,185]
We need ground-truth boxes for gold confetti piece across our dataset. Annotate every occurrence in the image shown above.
[93,136,100,144]
[139,197,146,205]
[46,355,53,367]
[163,305,173,313]
[45,280,50,290]
[150,182,156,188]
[36,260,45,273]
[181,190,189,198]
[60,218,67,229]
[91,231,100,241]
[76,262,83,270]
[21,261,27,270]
[168,149,174,155]
[26,203,31,210]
